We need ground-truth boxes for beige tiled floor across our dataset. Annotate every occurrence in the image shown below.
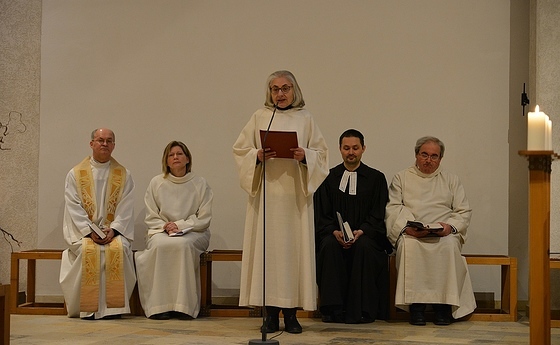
[8,314,560,345]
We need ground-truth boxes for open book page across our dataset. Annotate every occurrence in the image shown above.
[406,220,443,232]
[169,226,194,237]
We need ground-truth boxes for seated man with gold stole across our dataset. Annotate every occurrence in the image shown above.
[60,128,136,320]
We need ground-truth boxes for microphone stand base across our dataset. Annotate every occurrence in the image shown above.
[248,339,280,345]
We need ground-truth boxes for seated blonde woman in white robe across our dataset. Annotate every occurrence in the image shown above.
[135,141,213,320]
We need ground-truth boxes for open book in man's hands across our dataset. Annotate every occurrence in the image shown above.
[406,220,444,232]
[169,227,194,237]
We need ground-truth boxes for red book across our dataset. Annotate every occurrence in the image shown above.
[259,130,298,159]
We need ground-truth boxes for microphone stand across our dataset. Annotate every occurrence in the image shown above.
[249,105,280,345]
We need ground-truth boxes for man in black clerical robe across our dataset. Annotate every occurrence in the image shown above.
[314,129,392,324]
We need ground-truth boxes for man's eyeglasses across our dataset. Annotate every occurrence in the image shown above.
[419,152,440,161]
[93,139,115,145]
[270,85,292,94]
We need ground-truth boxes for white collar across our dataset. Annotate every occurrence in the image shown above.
[339,170,357,195]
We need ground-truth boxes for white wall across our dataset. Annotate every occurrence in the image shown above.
[38,0,511,298]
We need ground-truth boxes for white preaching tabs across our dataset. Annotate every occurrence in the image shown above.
[339,170,357,195]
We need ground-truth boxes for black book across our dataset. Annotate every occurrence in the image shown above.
[406,220,444,232]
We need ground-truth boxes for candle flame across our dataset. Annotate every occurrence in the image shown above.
[535,105,540,112]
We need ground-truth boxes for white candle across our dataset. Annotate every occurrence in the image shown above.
[527,105,547,150]
[547,118,552,150]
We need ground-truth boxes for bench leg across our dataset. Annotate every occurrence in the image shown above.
[10,255,19,314]
[27,259,36,304]
[1,284,10,345]
[388,256,401,320]
[199,254,212,317]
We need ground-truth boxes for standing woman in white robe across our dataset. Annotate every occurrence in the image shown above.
[233,70,329,334]
[135,141,213,320]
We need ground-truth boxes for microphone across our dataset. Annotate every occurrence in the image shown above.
[261,104,278,153]
[249,103,280,345]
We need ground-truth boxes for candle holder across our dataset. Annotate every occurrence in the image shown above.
[518,150,559,345]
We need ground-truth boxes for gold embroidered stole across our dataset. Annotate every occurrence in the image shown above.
[75,157,127,312]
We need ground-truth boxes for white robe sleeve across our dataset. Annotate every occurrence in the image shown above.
[385,171,415,247]
[62,170,94,245]
[144,177,166,236]
[444,175,471,243]
[233,112,263,197]
[298,116,329,196]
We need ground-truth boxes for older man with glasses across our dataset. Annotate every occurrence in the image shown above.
[385,136,475,326]
[60,128,136,320]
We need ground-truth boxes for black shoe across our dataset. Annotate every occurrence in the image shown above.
[433,304,452,326]
[284,314,302,334]
[172,311,193,320]
[102,314,122,320]
[321,311,345,323]
[409,303,426,326]
[260,315,280,333]
[149,312,172,320]
[409,311,426,326]
[359,312,375,324]
[81,314,95,320]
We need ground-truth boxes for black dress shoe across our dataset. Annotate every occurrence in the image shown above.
[433,312,451,325]
[321,312,345,323]
[149,312,171,320]
[102,314,122,320]
[433,304,452,325]
[410,311,426,325]
[261,315,280,333]
[284,314,302,334]
[172,311,193,320]
[409,303,426,326]
[359,313,375,324]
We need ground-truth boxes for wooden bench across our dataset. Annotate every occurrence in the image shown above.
[10,249,67,315]
[389,254,518,322]
[10,249,143,316]
[11,248,521,323]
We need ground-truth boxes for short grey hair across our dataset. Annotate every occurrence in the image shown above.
[91,128,115,141]
[414,136,445,158]
[264,70,305,108]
